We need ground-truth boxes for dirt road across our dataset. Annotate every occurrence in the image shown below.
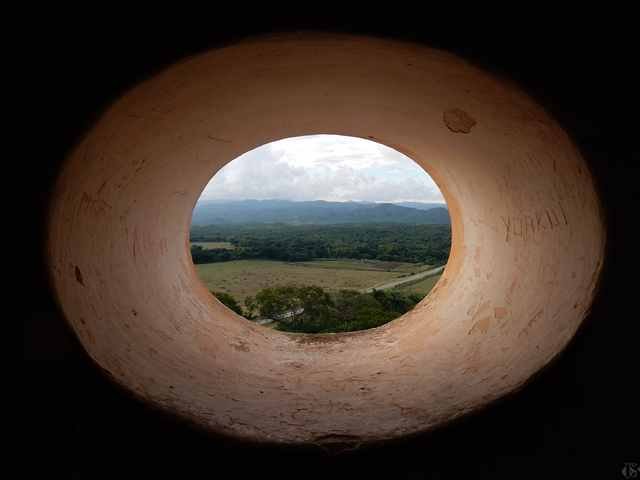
[361,265,445,293]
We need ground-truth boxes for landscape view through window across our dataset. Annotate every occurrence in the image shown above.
[190,135,451,333]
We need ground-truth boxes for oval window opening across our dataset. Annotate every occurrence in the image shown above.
[190,135,451,333]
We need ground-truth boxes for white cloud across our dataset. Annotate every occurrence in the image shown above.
[198,135,445,203]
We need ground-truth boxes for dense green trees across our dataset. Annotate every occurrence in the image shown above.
[191,223,451,265]
[212,291,243,315]
[238,285,421,333]
[245,285,333,325]
[191,245,237,263]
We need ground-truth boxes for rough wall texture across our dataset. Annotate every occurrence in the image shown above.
[47,35,605,446]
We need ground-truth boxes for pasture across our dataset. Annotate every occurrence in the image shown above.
[394,274,443,296]
[195,259,426,304]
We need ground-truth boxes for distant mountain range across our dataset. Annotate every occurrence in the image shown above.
[392,201,447,211]
[192,199,449,225]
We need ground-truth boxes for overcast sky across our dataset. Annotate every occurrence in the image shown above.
[198,135,445,203]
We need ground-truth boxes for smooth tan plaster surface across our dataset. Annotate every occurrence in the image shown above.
[48,35,605,446]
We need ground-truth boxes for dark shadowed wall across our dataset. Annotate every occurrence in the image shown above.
[23,10,637,479]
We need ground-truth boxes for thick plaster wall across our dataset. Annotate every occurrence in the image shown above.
[48,35,605,446]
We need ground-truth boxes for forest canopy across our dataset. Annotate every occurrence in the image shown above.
[191,223,451,265]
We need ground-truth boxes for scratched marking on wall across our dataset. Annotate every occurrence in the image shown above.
[501,203,568,242]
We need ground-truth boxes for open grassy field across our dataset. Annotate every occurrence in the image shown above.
[191,241,235,250]
[292,259,432,273]
[393,274,442,297]
[195,259,425,304]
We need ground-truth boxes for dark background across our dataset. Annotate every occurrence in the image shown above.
[23,9,638,479]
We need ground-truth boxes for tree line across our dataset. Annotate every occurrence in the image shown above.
[191,223,451,265]
[212,285,423,333]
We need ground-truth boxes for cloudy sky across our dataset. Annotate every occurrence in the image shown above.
[198,135,444,203]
